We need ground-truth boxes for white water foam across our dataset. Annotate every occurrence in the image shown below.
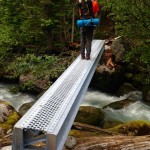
[0,83,35,111]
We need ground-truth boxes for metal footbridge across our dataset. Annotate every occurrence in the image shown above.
[13,40,105,150]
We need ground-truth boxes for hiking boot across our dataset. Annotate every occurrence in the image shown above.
[85,54,90,60]
[81,54,85,59]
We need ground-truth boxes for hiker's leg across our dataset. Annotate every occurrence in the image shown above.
[86,26,94,59]
[80,27,86,59]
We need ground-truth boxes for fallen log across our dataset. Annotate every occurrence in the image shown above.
[72,135,150,150]
[72,122,119,135]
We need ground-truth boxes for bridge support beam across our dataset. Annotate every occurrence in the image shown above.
[13,40,105,150]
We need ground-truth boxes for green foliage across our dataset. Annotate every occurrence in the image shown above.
[19,79,35,91]
[101,0,150,39]
[125,42,150,85]
[5,54,66,80]
[101,0,150,87]
[0,0,73,56]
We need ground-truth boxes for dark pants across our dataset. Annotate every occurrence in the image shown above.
[80,26,94,56]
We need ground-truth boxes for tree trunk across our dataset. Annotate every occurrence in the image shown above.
[71,5,75,42]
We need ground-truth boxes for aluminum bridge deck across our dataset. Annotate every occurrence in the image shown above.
[13,40,105,150]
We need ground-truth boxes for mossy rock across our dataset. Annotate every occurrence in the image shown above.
[103,98,136,110]
[103,120,123,129]
[5,111,20,125]
[108,120,150,136]
[75,106,104,127]
[18,101,36,116]
[69,129,101,138]
[0,100,20,125]
[0,100,20,138]
[0,100,15,123]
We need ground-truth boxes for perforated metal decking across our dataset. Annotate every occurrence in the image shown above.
[12,40,105,150]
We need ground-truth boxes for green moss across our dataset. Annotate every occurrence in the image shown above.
[0,100,11,106]
[108,120,150,136]
[0,124,12,130]
[69,129,100,138]
[5,111,20,125]
[103,120,123,129]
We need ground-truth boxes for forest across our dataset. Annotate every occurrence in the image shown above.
[0,0,150,94]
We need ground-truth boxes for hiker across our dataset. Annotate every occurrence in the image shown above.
[78,0,100,60]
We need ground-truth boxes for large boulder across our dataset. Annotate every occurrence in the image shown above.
[18,101,36,116]
[90,65,124,94]
[111,37,131,63]
[75,106,104,127]
[19,73,50,93]
[117,83,136,96]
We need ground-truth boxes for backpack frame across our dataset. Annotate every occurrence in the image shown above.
[78,0,93,19]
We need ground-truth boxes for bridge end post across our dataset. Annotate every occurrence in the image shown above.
[12,127,24,150]
[46,134,57,150]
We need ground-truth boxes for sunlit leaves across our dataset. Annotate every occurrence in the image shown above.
[5,54,67,79]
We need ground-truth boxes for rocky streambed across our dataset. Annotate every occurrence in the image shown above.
[1,76,150,149]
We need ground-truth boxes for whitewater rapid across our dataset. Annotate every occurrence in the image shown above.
[1,83,150,122]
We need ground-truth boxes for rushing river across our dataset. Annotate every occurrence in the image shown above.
[1,83,150,123]
[0,83,36,111]
[82,90,150,122]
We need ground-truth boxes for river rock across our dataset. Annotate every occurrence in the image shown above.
[0,100,20,138]
[65,136,77,149]
[117,82,136,96]
[0,101,14,123]
[18,101,36,116]
[75,106,104,127]
[19,73,50,93]
[111,36,130,63]
[90,64,124,94]
[103,98,136,110]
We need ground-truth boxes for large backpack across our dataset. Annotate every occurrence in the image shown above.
[78,0,93,19]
